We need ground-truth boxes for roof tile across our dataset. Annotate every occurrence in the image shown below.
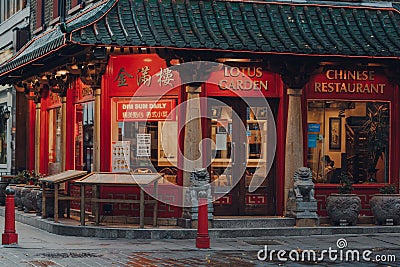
[2,0,400,83]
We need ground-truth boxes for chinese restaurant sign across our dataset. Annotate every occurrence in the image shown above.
[206,66,281,97]
[108,54,180,97]
[116,100,175,121]
[306,68,393,100]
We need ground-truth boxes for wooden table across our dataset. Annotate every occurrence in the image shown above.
[39,170,88,223]
[75,172,162,228]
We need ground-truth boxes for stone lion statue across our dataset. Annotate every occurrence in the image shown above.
[187,168,211,208]
[293,167,315,202]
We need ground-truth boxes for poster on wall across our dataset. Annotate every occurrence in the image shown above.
[329,118,341,151]
[111,141,130,172]
[137,134,151,157]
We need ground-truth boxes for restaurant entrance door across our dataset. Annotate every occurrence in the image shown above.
[210,97,276,216]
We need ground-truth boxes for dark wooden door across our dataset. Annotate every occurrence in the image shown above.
[210,97,276,216]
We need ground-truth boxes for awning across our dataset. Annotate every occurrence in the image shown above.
[2,0,400,84]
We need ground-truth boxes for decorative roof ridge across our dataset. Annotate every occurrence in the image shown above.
[63,0,119,34]
[0,27,62,67]
[392,3,400,13]
[215,0,394,10]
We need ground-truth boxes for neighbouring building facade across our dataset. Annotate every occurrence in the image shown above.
[0,0,29,175]
[0,0,399,221]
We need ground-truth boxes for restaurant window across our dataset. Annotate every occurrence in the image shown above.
[75,101,94,172]
[48,108,62,174]
[307,100,389,184]
[111,98,178,183]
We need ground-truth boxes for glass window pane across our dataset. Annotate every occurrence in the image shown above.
[48,108,62,174]
[307,100,390,184]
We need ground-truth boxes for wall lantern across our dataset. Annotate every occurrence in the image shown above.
[1,106,10,121]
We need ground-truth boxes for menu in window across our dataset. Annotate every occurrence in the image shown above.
[136,134,151,157]
[111,141,130,172]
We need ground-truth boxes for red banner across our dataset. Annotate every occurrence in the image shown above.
[116,99,175,121]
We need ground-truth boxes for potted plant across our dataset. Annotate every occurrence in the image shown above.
[369,184,400,225]
[362,103,389,182]
[326,172,361,226]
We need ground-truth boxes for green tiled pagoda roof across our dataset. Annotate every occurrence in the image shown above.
[2,0,400,83]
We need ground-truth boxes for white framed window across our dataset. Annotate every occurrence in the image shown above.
[0,0,25,23]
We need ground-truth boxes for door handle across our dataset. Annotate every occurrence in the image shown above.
[243,142,247,167]
[231,142,235,166]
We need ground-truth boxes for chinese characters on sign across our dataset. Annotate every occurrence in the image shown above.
[112,141,130,172]
[114,66,175,88]
[137,134,151,157]
[116,100,175,121]
[114,67,134,87]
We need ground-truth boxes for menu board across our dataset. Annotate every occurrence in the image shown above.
[137,134,151,157]
[111,141,130,172]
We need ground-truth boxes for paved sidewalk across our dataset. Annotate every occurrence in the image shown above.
[3,207,400,240]
[2,215,400,266]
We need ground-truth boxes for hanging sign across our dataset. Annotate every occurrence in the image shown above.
[116,99,175,121]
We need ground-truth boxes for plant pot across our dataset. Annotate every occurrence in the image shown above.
[21,185,41,213]
[370,194,400,225]
[326,194,361,226]
[14,184,26,211]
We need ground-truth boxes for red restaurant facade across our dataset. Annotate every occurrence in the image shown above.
[0,0,399,221]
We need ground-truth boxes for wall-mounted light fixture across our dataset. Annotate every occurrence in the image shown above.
[0,106,11,133]
[1,106,10,121]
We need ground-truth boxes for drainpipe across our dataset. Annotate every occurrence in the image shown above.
[59,0,66,24]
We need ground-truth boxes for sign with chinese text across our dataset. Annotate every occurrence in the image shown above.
[108,54,180,97]
[116,99,175,121]
[111,141,130,172]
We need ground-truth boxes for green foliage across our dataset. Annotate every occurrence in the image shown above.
[362,103,389,174]
[338,172,354,194]
[379,184,397,194]
[11,170,42,185]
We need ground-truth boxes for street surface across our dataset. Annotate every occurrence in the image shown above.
[1,215,400,266]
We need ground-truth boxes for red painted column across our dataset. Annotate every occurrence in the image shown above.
[196,196,210,249]
[2,188,18,245]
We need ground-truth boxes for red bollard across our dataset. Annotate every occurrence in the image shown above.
[196,196,210,249]
[2,187,18,245]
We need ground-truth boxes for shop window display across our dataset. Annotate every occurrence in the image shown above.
[307,100,390,184]
[48,108,62,174]
[74,101,94,172]
[111,98,178,183]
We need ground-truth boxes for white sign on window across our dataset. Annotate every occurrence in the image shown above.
[137,133,151,157]
[111,141,130,172]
